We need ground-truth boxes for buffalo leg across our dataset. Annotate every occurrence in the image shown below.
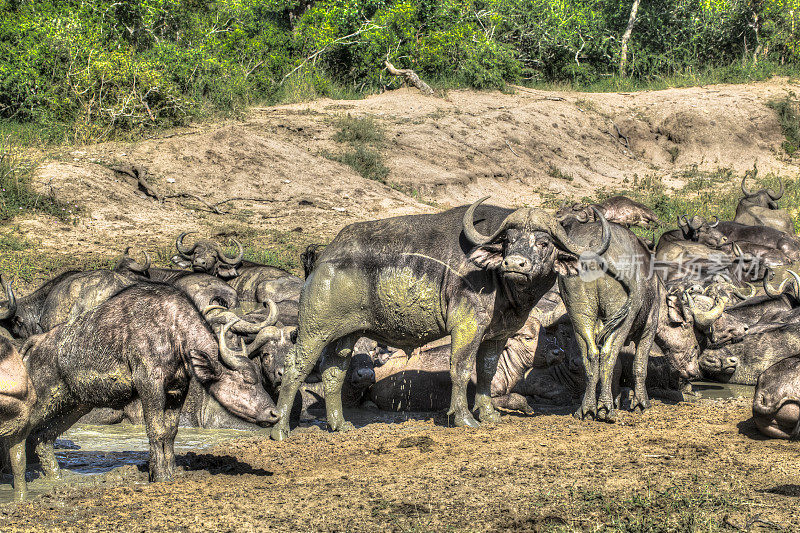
[320,334,358,433]
[474,340,504,424]
[271,335,332,441]
[572,319,600,420]
[597,330,630,422]
[448,323,485,428]
[33,407,90,479]
[139,385,174,482]
[162,392,186,478]
[630,308,657,412]
[7,436,27,501]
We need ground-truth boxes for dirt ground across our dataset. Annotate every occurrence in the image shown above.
[1,399,798,531]
[16,78,800,270]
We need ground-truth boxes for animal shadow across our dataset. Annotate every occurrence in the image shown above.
[177,452,274,476]
[759,484,800,497]
[736,418,773,441]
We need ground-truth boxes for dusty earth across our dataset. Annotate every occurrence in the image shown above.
[14,77,800,273]
[2,399,799,531]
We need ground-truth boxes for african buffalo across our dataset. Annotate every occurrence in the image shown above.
[557,196,659,228]
[226,266,302,327]
[752,355,800,438]
[735,172,794,234]
[269,198,612,440]
[22,283,279,482]
[0,291,35,500]
[655,215,730,266]
[699,317,800,385]
[172,232,244,278]
[715,221,800,262]
[559,220,660,421]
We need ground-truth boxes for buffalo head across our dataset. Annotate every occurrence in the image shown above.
[173,232,244,278]
[462,197,611,283]
[189,318,279,426]
[677,215,729,248]
[740,167,783,210]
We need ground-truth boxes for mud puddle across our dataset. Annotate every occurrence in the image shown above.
[0,424,254,503]
[690,380,755,400]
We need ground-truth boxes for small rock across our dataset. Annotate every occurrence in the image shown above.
[166,178,176,183]
[283,179,291,184]
[333,207,346,212]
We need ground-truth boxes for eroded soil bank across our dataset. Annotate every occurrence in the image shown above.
[1,399,798,531]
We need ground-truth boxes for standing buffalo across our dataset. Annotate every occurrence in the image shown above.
[559,221,659,421]
[269,198,612,440]
[22,283,278,482]
[752,355,800,438]
[0,280,35,500]
[735,172,794,234]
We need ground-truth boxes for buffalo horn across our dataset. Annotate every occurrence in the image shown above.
[763,268,792,298]
[176,232,198,260]
[741,175,755,198]
[217,319,250,370]
[462,198,611,257]
[229,299,279,335]
[122,247,151,274]
[767,178,785,201]
[216,238,244,266]
[708,216,719,228]
[686,292,724,328]
[688,215,705,231]
[0,274,16,321]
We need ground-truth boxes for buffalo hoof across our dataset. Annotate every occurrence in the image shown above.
[574,400,597,420]
[596,404,617,423]
[451,412,480,428]
[629,392,651,413]
[270,425,289,441]
[328,420,355,433]
[12,487,27,502]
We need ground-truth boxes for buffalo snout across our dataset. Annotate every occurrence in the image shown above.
[351,366,376,387]
[501,255,532,274]
[257,407,281,427]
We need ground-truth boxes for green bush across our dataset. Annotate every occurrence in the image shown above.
[2,0,800,143]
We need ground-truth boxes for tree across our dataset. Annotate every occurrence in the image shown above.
[619,0,641,77]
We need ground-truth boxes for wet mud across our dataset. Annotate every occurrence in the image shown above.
[1,398,799,531]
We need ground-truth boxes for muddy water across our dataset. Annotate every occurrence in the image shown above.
[690,380,755,400]
[0,424,255,503]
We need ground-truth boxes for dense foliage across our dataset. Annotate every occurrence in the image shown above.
[1,0,799,141]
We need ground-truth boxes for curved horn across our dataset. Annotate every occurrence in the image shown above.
[763,268,791,298]
[678,214,689,229]
[0,274,16,321]
[689,215,705,231]
[708,216,719,228]
[217,319,249,370]
[244,325,285,356]
[575,210,590,223]
[686,293,725,328]
[787,269,800,300]
[767,178,784,201]
[121,247,151,274]
[176,232,198,260]
[549,206,611,257]
[741,175,755,197]
[217,238,244,266]
[731,282,757,300]
[229,299,279,335]
[462,197,508,245]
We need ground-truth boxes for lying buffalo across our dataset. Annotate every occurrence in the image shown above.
[22,283,278,482]
[655,215,730,267]
[173,232,244,278]
[699,318,800,385]
[752,355,800,438]
[269,198,612,440]
[0,285,36,500]
[226,266,302,327]
[557,196,659,228]
[715,221,800,263]
[735,171,794,234]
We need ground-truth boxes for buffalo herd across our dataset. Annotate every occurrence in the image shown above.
[1,175,800,500]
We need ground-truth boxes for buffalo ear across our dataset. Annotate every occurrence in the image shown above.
[217,265,238,279]
[468,244,504,270]
[171,255,191,269]
[554,252,580,276]
[188,349,222,384]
